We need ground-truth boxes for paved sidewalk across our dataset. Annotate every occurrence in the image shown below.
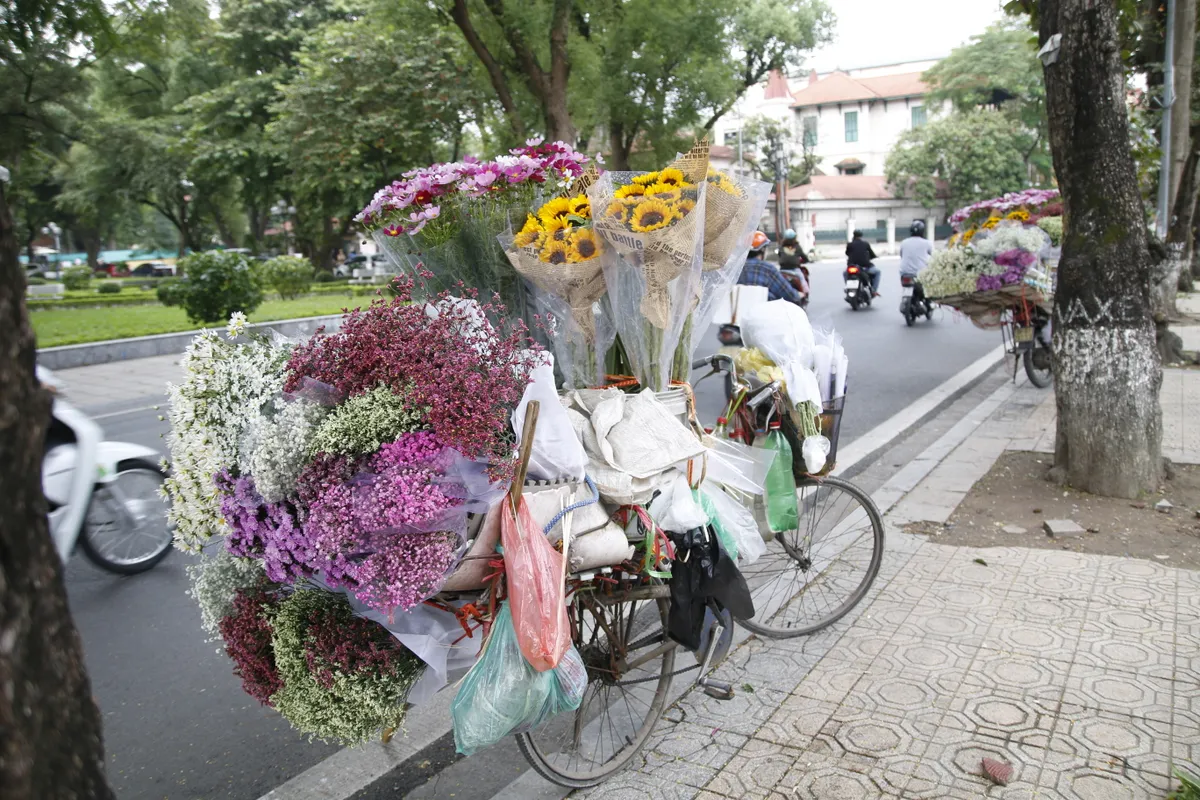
[54,353,181,412]
[576,378,1199,799]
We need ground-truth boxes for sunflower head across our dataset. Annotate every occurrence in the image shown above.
[537,197,573,227]
[605,200,631,224]
[657,167,685,187]
[674,198,697,216]
[644,182,681,202]
[568,228,600,262]
[615,183,646,200]
[632,171,660,186]
[1005,209,1030,222]
[539,238,572,265]
[537,216,571,247]
[514,214,542,247]
[569,194,591,219]
[629,199,676,233]
[981,216,1000,230]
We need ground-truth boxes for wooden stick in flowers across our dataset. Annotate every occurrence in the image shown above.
[509,400,540,513]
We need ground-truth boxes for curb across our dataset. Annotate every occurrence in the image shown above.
[36,314,344,370]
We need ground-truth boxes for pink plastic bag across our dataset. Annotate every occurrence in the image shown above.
[501,496,570,672]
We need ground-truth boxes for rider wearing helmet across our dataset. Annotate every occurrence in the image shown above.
[845,229,880,296]
[900,220,933,280]
[778,228,809,270]
[738,230,805,304]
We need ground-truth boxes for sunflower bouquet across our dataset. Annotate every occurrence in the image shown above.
[587,141,710,391]
[687,172,771,362]
[502,167,615,388]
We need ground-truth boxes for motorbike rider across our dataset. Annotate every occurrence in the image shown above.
[738,230,807,304]
[899,220,934,302]
[778,228,809,270]
[846,230,881,297]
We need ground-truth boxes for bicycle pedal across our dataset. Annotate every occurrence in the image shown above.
[700,679,734,701]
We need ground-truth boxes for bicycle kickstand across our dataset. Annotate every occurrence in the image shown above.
[694,611,735,701]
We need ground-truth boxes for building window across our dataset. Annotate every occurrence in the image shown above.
[843,166,863,175]
[911,106,927,128]
[723,130,739,147]
[844,111,858,143]
[802,116,818,147]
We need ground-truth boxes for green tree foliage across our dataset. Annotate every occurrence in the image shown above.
[885,110,1033,212]
[741,114,817,185]
[174,249,264,322]
[921,19,1051,182]
[260,255,313,299]
[268,8,481,267]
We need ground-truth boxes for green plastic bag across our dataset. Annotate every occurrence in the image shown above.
[451,605,586,755]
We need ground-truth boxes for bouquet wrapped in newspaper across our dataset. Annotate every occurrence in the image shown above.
[588,142,709,390]
[355,139,589,316]
[167,286,539,745]
[501,166,615,388]
[689,170,772,357]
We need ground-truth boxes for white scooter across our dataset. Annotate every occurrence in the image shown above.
[39,367,174,574]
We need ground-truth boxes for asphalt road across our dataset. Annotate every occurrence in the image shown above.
[63,257,998,800]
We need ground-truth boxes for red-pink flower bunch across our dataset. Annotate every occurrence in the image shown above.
[219,587,283,706]
[283,281,539,476]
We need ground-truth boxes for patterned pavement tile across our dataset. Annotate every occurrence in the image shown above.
[571,766,699,800]
[1073,628,1179,680]
[1059,664,1179,720]
[842,667,959,718]
[700,738,802,799]
[1002,594,1092,630]
[916,736,1038,796]
[775,752,904,799]
[990,617,1082,664]
[674,683,791,739]
[788,656,871,706]
[755,693,838,750]
[1049,707,1177,780]
[921,581,1009,614]
[963,647,1072,701]
[708,637,821,695]
[811,705,922,768]
[893,603,995,647]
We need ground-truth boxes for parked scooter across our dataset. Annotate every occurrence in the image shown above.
[843,264,873,310]
[39,367,174,574]
[900,275,935,326]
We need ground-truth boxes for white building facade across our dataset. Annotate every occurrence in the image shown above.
[711,60,951,246]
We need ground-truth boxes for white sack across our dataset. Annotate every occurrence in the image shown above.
[567,522,636,572]
[513,356,587,482]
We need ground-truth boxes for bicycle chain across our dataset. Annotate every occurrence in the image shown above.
[614,661,700,687]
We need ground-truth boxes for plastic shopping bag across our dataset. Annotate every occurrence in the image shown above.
[501,495,571,672]
[700,485,766,565]
[451,605,586,755]
[513,357,587,482]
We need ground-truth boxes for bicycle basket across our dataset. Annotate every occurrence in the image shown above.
[780,393,845,479]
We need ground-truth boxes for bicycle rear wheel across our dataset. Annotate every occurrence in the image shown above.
[739,476,884,638]
[516,581,676,788]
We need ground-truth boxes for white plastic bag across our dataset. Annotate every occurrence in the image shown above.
[812,344,833,403]
[781,362,823,410]
[568,522,635,572]
[649,473,710,533]
[701,435,773,495]
[741,300,815,370]
[802,435,830,475]
[702,485,766,565]
[513,356,587,482]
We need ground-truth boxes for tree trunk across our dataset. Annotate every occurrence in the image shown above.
[1040,0,1163,498]
[81,229,102,269]
[608,124,633,171]
[0,181,116,799]
[543,0,575,143]
[1152,127,1200,317]
[1170,0,1197,204]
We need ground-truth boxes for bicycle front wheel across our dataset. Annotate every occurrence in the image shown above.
[739,476,884,638]
[516,581,676,788]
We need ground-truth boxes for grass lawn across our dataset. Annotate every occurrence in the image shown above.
[32,295,377,348]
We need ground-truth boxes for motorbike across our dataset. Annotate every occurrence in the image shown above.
[900,275,935,326]
[843,264,873,310]
[1011,306,1053,388]
[779,266,810,309]
[39,367,175,574]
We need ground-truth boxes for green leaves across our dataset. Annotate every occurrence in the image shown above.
[886,110,1035,212]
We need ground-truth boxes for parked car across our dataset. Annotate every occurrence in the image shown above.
[130,262,176,277]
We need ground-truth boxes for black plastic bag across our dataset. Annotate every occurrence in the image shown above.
[666,526,755,650]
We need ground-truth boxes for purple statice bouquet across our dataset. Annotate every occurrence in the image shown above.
[976,248,1037,292]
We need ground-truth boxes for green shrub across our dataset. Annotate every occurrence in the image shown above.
[62,266,92,291]
[260,255,314,300]
[27,276,47,286]
[157,278,187,307]
[1036,216,1063,247]
[172,250,264,322]
[314,270,336,283]
[97,282,123,295]
[94,271,109,279]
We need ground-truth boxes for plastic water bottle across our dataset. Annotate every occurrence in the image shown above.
[764,421,799,532]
